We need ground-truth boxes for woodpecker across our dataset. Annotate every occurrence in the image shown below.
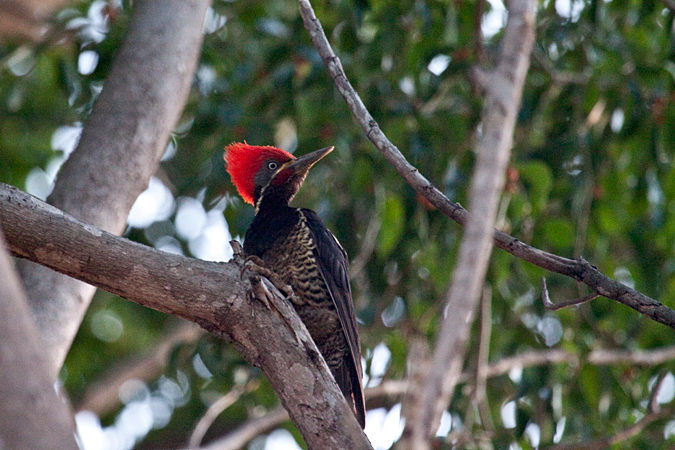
[225,142,366,428]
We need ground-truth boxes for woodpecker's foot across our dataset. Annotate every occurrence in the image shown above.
[241,256,294,299]
[240,255,269,280]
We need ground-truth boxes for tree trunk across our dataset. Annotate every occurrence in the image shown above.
[18,0,211,379]
[0,229,78,450]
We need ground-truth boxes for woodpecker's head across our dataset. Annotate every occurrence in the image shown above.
[225,142,333,208]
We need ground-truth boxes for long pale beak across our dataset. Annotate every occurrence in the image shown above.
[284,146,334,174]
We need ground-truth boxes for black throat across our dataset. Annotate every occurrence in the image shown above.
[243,190,301,258]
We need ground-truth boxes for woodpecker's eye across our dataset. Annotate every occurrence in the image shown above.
[267,161,279,171]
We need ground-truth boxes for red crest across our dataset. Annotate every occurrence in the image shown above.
[224,142,295,205]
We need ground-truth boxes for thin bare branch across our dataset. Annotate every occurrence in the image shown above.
[648,372,667,414]
[76,321,203,416]
[542,277,600,311]
[480,349,578,378]
[586,345,675,366]
[189,383,250,449]
[349,210,381,279]
[202,406,289,450]
[298,0,465,223]
[475,286,495,431]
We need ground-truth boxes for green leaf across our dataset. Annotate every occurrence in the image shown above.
[377,193,405,257]
[540,218,575,251]
[519,161,553,212]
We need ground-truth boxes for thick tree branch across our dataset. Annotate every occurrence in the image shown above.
[297,0,675,330]
[18,0,211,380]
[0,183,372,450]
[0,228,78,450]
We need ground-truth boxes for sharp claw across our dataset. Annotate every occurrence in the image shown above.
[241,256,295,299]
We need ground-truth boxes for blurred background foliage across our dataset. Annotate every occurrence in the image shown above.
[3,0,675,448]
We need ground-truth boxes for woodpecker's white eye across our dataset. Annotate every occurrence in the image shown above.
[267,161,278,170]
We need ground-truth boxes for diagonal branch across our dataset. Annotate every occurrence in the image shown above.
[201,406,289,450]
[297,0,675,331]
[75,321,204,416]
[0,183,372,450]
[189,382,251,449]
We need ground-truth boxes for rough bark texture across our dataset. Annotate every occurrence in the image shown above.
[18,0,211,379]
[1,184,373,450]
[0,229,78,450]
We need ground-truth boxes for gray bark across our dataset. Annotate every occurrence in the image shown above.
[18,0,211,379]
[0,228,78,450]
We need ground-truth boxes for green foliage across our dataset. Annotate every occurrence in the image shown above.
[4,0,675,448]
[377,193,406,258]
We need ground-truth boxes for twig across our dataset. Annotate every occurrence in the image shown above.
[586,345,675,366]
[545,404,673,450]
[647,372,667,414]
[541,278,600,311]
[189,383,251,449]
[75,321,203,416]
[202,406,289,450]
[349,208,381,279]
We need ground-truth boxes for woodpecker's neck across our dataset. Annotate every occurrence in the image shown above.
[245,190,300,258]
[254,181,300,215]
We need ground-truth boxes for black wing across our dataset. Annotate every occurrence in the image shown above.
[301,208,366,428]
